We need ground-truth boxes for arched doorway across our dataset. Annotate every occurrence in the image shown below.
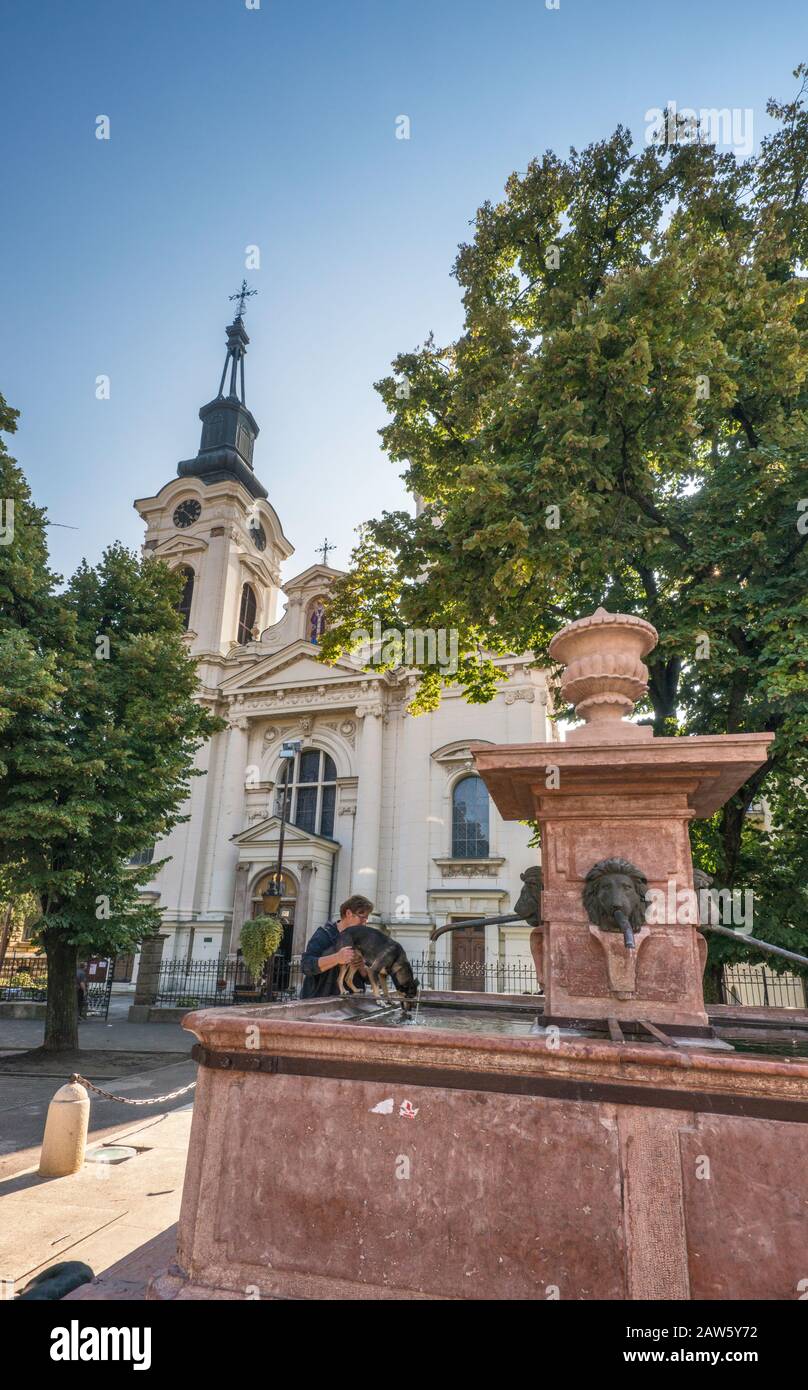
[250,869,298,991]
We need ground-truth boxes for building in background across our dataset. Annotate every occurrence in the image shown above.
[127,309,557,989]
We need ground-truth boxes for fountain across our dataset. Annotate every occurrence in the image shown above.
[150,609,808,1302]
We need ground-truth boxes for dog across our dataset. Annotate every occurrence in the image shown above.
[334,926,419,1011]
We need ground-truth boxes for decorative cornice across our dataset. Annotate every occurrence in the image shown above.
[433,857,507,879]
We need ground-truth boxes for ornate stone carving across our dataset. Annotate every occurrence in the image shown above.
[433,857,506,879]
[355,703,386,721]
[548,606,658,743]
[503,688,536,706]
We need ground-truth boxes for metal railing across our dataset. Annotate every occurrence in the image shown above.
[721,965,807,1010]
[0,954,48,1001]
[0,954,113,1017]
[152,952,542,1007]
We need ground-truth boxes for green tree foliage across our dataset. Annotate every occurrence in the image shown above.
[0,399,221,1047]
[322,68,808,958]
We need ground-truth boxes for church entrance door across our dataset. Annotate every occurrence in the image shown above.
[450,922,486,992]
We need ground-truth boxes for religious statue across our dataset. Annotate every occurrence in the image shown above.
[309,601,327,644]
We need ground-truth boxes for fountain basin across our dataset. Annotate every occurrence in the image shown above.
[149,993,808,1301]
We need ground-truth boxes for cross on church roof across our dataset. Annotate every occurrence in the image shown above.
[229,279,257,320]
[317,538,336,566]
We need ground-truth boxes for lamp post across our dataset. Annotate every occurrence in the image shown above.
[265,739,302,913]
[261,739,302,997]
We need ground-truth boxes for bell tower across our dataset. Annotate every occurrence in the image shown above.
[134,286,293,664]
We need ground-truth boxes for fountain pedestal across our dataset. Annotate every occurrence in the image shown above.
[473,609,773,1033]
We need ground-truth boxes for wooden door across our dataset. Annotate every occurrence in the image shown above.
[451,924,486,992]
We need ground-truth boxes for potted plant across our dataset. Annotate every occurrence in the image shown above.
[237,916,284,1001]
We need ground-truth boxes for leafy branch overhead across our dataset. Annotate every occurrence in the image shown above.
[320,66,808,946]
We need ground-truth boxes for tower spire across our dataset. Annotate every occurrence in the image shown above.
[216,282,258,405]
[176,287,267,500]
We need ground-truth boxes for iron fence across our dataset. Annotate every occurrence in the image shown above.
[0,954,48,1001]
[0,954,113,1018]
[153,954,301,1009]
[721,965,807,1010]
[152,952,541,1007]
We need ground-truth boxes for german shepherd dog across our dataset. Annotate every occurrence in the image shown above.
[334,926,420,1010]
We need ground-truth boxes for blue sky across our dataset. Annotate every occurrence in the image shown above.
[1,0,805,587]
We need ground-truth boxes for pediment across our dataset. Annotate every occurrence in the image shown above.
[153,534,209,559]
[220,640,361,694]
[233,815,338,849]
[282,563,345,594]
[432,739,494,765]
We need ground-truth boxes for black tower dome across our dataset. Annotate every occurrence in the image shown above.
[177,283,268,501]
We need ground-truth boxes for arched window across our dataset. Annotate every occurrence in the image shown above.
[177,567,194,631]
[452,775,490,858]
[237,583,257,644]
[274,748,338,838]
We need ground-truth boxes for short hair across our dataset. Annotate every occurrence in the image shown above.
[339,895,374,919]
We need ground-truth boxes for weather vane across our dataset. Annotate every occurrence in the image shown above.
[317,538,336,566]
[229,279,257,319]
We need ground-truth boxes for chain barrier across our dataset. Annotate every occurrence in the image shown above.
[69,1072,197,1106]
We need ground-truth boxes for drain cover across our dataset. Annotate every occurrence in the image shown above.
[85,1145,138,1164]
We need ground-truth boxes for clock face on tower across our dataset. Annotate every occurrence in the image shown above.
[173,499,201,529]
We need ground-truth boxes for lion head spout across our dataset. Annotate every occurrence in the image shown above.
[582,858,649,933]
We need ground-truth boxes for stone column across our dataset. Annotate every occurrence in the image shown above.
[209,717,249,914]
[129,932,168,1021]
[292,861,316,955]
[351,703,384,902]
[225,862,252,958]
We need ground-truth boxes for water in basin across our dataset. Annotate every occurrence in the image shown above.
[343,1003,538,1037]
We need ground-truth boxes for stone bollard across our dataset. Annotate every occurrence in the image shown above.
[38,1077,90,1177]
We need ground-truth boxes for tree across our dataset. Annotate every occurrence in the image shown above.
[321,66,808,960]
[0,403,221,1048]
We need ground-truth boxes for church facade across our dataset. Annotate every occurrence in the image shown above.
[131,310,555,986]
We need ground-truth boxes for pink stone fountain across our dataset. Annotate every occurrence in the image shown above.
[148,608,808,1303]
[473,607,773,1035]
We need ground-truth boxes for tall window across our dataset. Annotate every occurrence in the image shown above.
[178,567,194,631]
[452,775,490,858]
[275,749,338,838]
[237,583,257,644]
[128,844,155,867]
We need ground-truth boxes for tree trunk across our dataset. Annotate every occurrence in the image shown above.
[647,656,681,736]
[702,959,725,1005]
[42,933,79,1052]
[0,904,13,973]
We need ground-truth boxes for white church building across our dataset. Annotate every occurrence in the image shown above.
[127,308,556,990]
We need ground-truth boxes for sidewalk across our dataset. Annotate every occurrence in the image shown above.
[0,995,195,1183]
[0,991,191,1054]
[0,1100,191,1301]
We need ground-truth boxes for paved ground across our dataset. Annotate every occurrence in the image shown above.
[0,994,194,1299]
[1,1105,190,1301]
[0,995,195,1182]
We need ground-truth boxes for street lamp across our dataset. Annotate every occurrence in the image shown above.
[264,739,302,912]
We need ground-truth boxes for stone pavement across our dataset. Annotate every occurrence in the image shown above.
[0,992,194,1299]
[0,995,194,1182]
[0,1103,190,1301]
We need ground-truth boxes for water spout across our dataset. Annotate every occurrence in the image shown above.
[612,908,636,950]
